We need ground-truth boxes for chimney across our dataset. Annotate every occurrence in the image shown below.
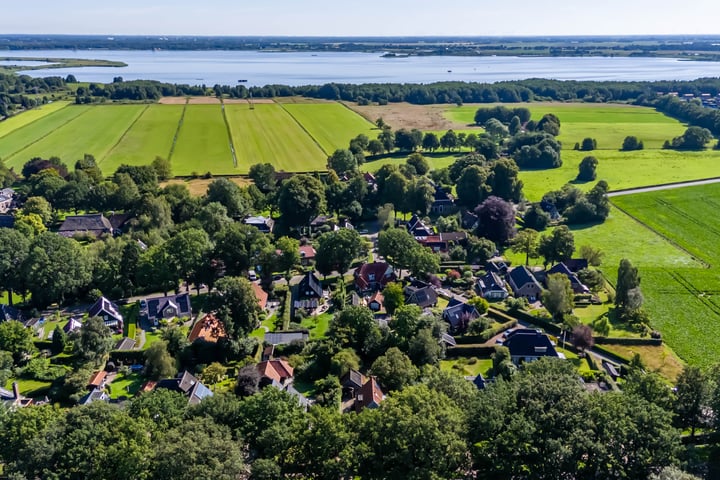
[12,382,20,400]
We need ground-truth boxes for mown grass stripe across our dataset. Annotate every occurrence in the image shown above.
[100,104,150,164]
[276,101,329,155]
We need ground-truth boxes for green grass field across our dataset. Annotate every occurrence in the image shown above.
[0,101,70,139]
[102,104,185,172]
[445,103,686,150]
[282,103,377,154]
[362,152,461,173]
[172,104,234,175]
[1,105,92,168]
[519,149,720,201]
[225,103,326,173]
[443,103,719,201]
[6,105,145,170]
[597,184,720,366]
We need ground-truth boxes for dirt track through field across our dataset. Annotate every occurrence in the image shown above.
[608,177,720,197]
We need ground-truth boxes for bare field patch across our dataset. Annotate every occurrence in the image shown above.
[161,177,250,196]
[245,98,277,104]
[188,97,221,105]
[158,97,188,105]
[277,96,334,104]
[345,102,481,131]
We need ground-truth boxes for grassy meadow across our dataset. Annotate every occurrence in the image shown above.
[171,104,234,175]
[102,104,185,172]
[225,103,327,173]
[0,101,71,139]
[282,103,377,154]
[442,103,720,200]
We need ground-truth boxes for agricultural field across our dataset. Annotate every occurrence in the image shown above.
[362,152,460,173]
[171,104,234,175]
[1,105,92,167]
[0,101,70,139]
[225,103,326,173]
[607,184,720,366]
[282,103,377,154]
[102,104,185,173]
[6,105,145,170]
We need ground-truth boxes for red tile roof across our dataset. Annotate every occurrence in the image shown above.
[299,245,316,259]
[252,283,268,310]
[357,377,384,410]
[257,359,294,383]
[354,262,395,291]
[88,370,107,388]
[188,313,227,343]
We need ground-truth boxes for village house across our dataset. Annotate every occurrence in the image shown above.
[0,304,23,323]
[188,313,227,343]
[442,299,480,333]
[354,262,396,294]
[58,213,114,239]
[142,293,192,327]
[63,317,83,334]
[546,262,590,294]
[477,272,509,300]
[257,359,295,387]
[79,388,110,406]
[341,369,366,400]
[155,371,213,405]
[293,271,323,313]
[430,186,455,214]
[503,328,561,365]
[251,282,269,311]
[87,370,107,391]
[403,282,438,309]
[264,331,309,345]
[368,291,384,312]
[88,296,123,330]
[243,215,274,233]
[0,193,12,214]
[406,215,434,237]
[416,232,468,253]
[507,266,543,302]
[355,377,385,412]
[299,244,317,266]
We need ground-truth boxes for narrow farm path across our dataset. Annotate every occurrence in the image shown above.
[608,177,720,197]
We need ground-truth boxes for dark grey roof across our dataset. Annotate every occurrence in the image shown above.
[88,297,122,326]
[264,331,309,345]
[0,304,23,323]
[504,329,559,359]
[0,215,14,229]
[433,186,454,203]
[442,300,480,330]
[114,337,136,351]
[341,369,365,390]
[478,272,507,293]
[486,260,508,275]
[58,214,112,238]
[404,285,438,308]
[146,293,192,322]
[298,271,323,299]
[563,259,588,273]
[157,371,213,405]
[508,266,542,290]
[79,388,110,405]
[441,333,457,346]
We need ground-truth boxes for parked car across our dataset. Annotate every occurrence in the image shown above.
[248,270,258,281]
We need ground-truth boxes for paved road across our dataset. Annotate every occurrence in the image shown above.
[608,177,720,197]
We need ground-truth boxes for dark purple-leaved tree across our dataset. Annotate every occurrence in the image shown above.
[475,196,516,245]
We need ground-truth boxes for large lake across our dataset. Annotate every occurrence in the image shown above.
[9,49,720,86]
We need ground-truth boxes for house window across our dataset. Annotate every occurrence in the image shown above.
[368,273,376,281]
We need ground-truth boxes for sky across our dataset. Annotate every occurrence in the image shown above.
[5,0,720,37]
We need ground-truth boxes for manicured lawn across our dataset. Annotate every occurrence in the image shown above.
[102,104,185,172]
[300,312,332,339]
[172,104,234,175]
[1,105,92,168]
[6,104,145,170]
[107,372,144,399]
[282,103,377,155]
[225,103,327,173]
[440,357,493,377]
[4,378,52,397]
[0,101,70,139]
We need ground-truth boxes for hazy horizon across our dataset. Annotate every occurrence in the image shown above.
[5,0,720,37]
